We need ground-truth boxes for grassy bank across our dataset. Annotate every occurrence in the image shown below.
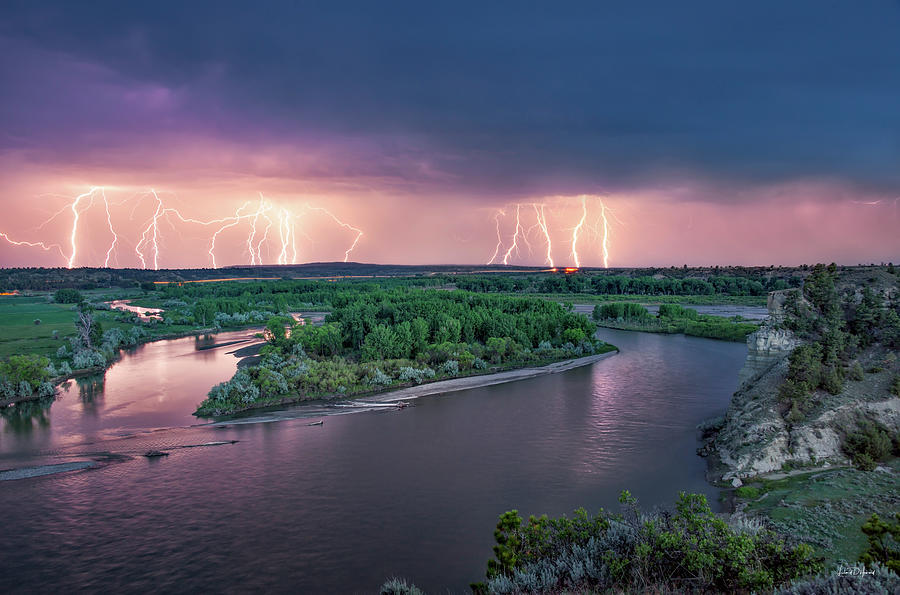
[525,293,768,306]
[731,459,900,565]
[593,303,760,342]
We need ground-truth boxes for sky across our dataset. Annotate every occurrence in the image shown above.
[1,1,898,269]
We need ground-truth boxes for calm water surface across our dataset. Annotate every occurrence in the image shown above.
[0,326,747,593]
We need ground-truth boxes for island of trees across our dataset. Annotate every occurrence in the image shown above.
[197,287,612,415]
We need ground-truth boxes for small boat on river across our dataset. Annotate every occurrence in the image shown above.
[307,420,324,426]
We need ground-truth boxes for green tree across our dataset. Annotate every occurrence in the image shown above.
[0,354,51,385]
[859,513,900,573]
[53,288,83,304]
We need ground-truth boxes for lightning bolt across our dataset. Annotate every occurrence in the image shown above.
[245,195,273,265]
[597,198,610,269]
[570,196,587,268]
[100,188,119,267]
[276,207,300,265]
[162,200,255,269]
[305,205,364,262]
[486,209,505,265]
[533,204,554,267]
[255,213,274,265]
[502,204,524,265]
[0,232,66,260]
[67,187,102,268]
[134,189,166,270]
[5,187,362,268]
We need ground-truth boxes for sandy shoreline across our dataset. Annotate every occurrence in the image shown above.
[215,350,618,425]
[355,350,618,404]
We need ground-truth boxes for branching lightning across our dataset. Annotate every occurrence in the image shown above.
[533,204,554,267]
[305,205,364,262]
[485,195,617,268]
[570,196,587,268]
[486,210,506,265]
[502,204,525,265]
[0,232,66,260]
[1,187,365,269]
[135,189,165,270]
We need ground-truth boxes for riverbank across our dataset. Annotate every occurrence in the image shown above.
[595,318,758,342]
[1,325,262,408]
[205,349,619,420]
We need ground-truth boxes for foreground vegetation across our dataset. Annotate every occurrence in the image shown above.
[196,288,612,415]
[381,490,898,594]
[592,302,759,342]
[732,460,900,568]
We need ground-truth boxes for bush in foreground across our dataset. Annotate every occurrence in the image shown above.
[471,491,822,594]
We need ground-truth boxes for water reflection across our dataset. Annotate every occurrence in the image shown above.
[75,376,105,413]
[0,329,262,457]
[1,396,54,434]
[0,328,747,593]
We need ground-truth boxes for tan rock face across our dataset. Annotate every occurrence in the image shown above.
[738,325,798,387]
[712,305,900,479]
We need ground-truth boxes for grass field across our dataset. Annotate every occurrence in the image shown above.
[524,293,768,306]
[0,295,80,360]
[735,459,900,565]
[0,290,201,361]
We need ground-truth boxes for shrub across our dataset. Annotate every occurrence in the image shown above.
[440,359,459,376]
[128,325,149,344]
[102,328,126,348]
[58,361,72,375]
[593,302,650,321]
[473,358,488,370]
[735,486,761,499]
[858,513,900,574]
[474,491,821,594]
[202,368,260,413]
[370,368,393,386]
[843,419,892,470]
[36,382,56,398]
[71,349,106,369]
[398,366,436,384]
[0,354,51,386]
[379,578,424,595]
[848,362,865,381]
[53,288,83,304]
[778,563,899,594]
[658,303,700,319]
[33,318,41,325]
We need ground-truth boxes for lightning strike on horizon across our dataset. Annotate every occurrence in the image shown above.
[533,204,554,267]
[305,205,364,262]
[597,198,610,269]
[570,196,587,268]
[100,188,120,267]
[255,214,274,265]
[2,187,368,269]
[276,208,300,265]
[502,204,525,265]
[135,189,165,270]
[66,187,104,268]
[486,210,506,265]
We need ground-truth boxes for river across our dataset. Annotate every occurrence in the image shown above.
[0,325,748,593]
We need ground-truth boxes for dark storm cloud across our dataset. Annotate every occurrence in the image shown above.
[2,0,899,199]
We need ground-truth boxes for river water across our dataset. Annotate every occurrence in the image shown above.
[0,326,747,593]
